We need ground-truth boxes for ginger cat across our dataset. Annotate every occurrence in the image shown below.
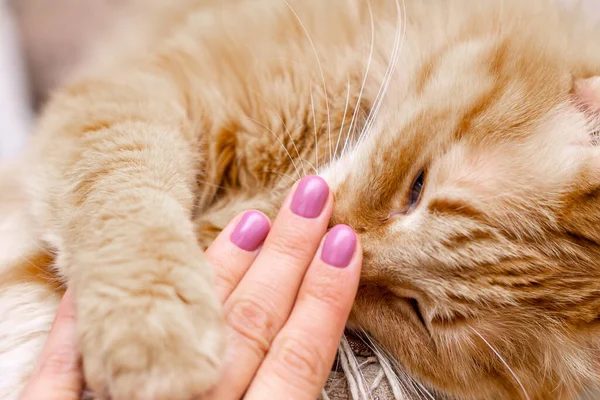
[1,0,600,399]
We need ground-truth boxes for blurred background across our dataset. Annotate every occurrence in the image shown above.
[1,0,600,162]
[0,0,130,160]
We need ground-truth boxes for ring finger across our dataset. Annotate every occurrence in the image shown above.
[205,210,271,303]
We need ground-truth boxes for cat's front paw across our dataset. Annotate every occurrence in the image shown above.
[78,268,225,400]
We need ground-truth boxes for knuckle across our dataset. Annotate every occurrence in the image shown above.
[213,264,239,295]
[267,226,316,261]
[40,346,79,376]
[225,296,279,356]
[301,274,346,313]
[271,334,325,387]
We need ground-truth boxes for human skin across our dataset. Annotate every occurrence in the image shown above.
[19,179,362,400]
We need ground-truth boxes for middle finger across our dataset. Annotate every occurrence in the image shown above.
[215,175,332,400]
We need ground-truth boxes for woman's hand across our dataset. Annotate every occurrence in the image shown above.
[19,175,362,400]
[204,175,362,399]
[18,288,82,400]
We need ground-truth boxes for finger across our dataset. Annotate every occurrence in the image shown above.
[19,288,83,400]
[245,225,361,400]
[210,175,333,400]
[204,210,271,303]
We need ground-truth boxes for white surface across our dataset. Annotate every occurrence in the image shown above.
[0,2,33,161]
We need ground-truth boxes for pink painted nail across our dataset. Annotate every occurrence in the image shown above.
[321,225,357,268]
[290,176,329,218]
[230,211,270,251]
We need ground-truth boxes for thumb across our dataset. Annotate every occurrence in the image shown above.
[19,288,83,400]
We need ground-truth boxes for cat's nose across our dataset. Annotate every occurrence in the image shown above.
[323,179,365,232]
[327,217,337,231]
[327,191,372,236]
[328,196,343,230]
[328,199,359,231]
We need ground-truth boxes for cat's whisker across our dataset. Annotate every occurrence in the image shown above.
[360,331,413,399]
[342,0,376,160]
[244,116,302,179]
[9,262,56,285]
[310,85,319,173]
[376,356,410,399]
[356,0,407,148]
[471,327,531,400]
[195,179,228,190]
[267,169,296,187]
[355,329,404,398]
[247,88,307,177]
[360,327,439,400]
[300,158,318,176]
[376,0,407,125]
[15,238,55,257]
[341,96,369,160]
[9,251,64,292]
[188,179,232,216]
[411,380,435,400]
[282,0,332,167]
[8,237,55,261]
[334,77,352,161]
[367,0,406,141]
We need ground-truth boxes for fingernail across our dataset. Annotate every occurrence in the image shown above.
[230,211,270,251]
[321,225,357,268]
[290,175,329,218]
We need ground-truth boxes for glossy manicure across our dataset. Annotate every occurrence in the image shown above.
[230,211,270,251]
[321,225,357,268]
[290,175,329,218]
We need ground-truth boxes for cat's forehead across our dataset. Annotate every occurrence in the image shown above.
[323,41,579,201]
[416,40,569,139]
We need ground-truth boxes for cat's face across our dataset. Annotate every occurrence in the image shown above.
[322,38,600,399]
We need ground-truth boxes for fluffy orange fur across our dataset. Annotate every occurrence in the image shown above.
[1,0,600,399]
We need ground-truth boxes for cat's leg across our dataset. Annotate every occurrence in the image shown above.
[29,65,224,399]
